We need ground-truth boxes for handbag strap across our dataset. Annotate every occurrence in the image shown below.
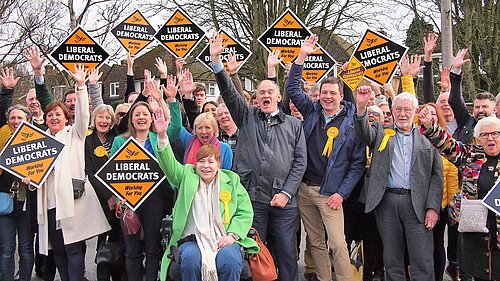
[115,200,126,219]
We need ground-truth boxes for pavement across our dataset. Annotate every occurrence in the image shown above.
[22,226,452,281]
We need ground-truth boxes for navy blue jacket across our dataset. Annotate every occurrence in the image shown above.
[285,63,366,199]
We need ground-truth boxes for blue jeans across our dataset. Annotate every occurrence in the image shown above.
[179,241,242,280]
[251,201,299,281]
[0,201,34,281]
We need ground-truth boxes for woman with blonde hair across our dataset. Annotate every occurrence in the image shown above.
[172,111,233,169]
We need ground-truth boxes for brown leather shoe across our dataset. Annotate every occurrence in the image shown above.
[445,265,460,281]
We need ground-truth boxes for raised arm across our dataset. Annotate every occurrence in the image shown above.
[71,64,90,141]
[124,52,136,102]
[448,49,471,127]
[354,85,379,149]
[399,54,423,96]
[418,106,468,167]
[24,46,53,110]
[0,67,19,125]
[154,107,186,188]
[423,33,439,103]
[162,74,182,140]
[87,67,104,109]
[210,32,248,127]
[286,35,318,116]
[226,52,246,96]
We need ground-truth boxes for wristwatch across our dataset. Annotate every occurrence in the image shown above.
[229,232,240,241]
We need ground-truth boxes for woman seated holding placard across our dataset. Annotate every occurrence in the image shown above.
[34,64,110,281]
[110,70,179,281]
[152,105,258,281]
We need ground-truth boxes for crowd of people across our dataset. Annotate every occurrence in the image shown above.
[0,30,499,281]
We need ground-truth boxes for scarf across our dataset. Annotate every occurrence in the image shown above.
[192,173,226,281]
[37,126,76,230]
[184,136,220,166]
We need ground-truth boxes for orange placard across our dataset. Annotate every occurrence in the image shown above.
[155,9,205,58]
[353,29,408,86]
[258,8,311,66]
[50,27,109,77]
[338,56,366,91]
[95,138,166,211]
[197,29,252,74]
[111,10,156,55]
[0,121,65,187]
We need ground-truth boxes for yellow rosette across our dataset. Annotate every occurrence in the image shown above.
[322,127,339,157]
[219,191,232,224]
[378,128,396,152]
[94,146,109,158]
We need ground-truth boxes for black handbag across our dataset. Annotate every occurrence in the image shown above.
[96,239,122,267]
[72,178,86,199]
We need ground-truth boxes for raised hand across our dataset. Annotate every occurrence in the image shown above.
[437,67,451,93]
[163,74,178,102]
[267,49,282,69]
[209,32,226,65]
[423,33,438,61]
[227,52,242,74]
[154,57,168,79]
[127,52,135,75]
[72,64,87,87]
[142,69,152,97]
[153,106,170,139]
[23,46,45,76]
[175,57,185,75]
[355,85,373,115]
[144,73,163,102]
[0,67,21,89]
[417,105,433,128]
[400,54,423,77]
[296,34,319,64]
[339,61,349,72]
[88,67,103,85]
[383,83,395,99]
[451,49,470,72]
[179,69,196,97]
[409,54,424,78]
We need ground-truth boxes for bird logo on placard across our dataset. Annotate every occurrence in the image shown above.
[283,19,294,27]
[174,16,184,24]
[132,15,141,23]
[366,38,377,47]
[125,148,139,159]
[20,132,34,141]
[75,34,87,43]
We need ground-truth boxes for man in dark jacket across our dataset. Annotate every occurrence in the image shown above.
[285,34,366,281]
[209,32,307,281]
[449,49,497,145]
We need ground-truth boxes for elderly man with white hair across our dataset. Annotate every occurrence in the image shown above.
[355,86,444,281]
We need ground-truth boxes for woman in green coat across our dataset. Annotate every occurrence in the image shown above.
[153,107,259,281]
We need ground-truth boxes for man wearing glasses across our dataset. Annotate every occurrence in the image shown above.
[355,87,443,281]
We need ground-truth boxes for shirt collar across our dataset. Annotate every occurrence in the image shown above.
[322,105,345,124]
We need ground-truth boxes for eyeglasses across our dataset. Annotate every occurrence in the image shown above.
[383,111,392,117]
[116,112,127,117]
[368,111,380,117]
[393,107,414,114]
[478,131,500,140]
